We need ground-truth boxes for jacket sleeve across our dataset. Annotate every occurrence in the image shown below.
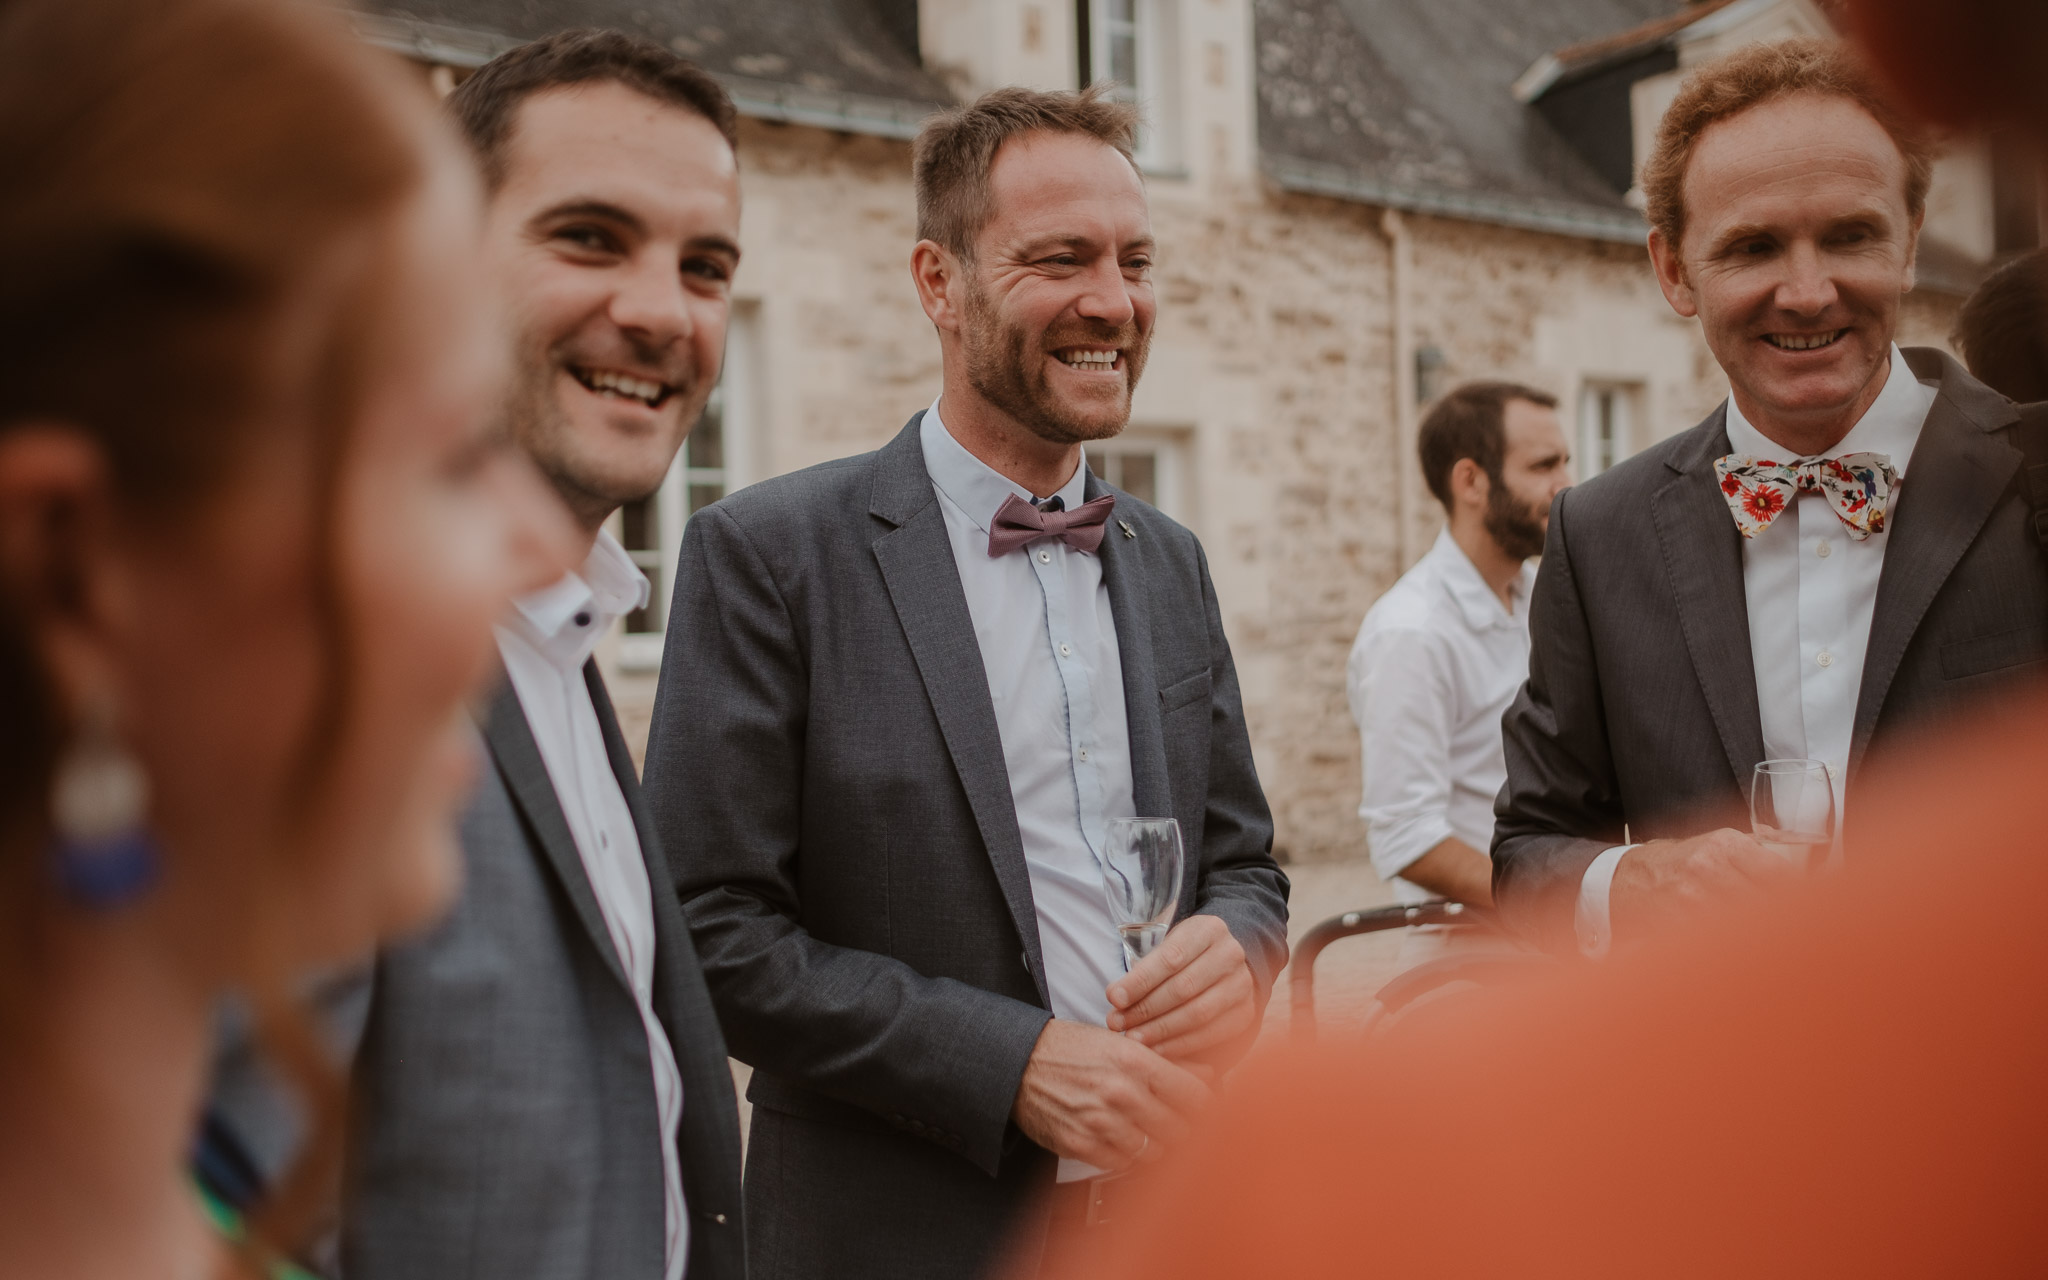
[1492,488,1628,954]
[643,504,1050,1179]
[1186,540,1292,1004]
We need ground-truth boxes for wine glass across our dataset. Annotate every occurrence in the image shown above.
[1101,817,1185,969]
[1751,759,1836,873]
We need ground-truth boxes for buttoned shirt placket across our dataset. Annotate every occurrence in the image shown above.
[1025,508,1116,887]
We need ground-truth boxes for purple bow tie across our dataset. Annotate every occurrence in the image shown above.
[986,492,1117,558]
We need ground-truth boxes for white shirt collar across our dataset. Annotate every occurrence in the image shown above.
[1424,526,1533,632]
[502,528,649,671]
[920,396,1089,535]
[1723,343,1935,477]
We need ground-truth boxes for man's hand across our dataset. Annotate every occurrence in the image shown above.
[1104,914,1258,1071]
[1611,828,1797,938]
[1011,1019,1211,1171]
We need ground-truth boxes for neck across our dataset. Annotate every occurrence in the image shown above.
[0,872,214,1277]
[936,385,1083,500]
[1447,512,1524,609]
[1736,352,1893,458]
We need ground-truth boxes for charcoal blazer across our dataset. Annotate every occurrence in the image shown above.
[342,668,745,1280]
[1493,348,2048,951]
[643,414,1290,1280]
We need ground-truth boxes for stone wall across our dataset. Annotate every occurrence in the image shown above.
[608,119,1965,870]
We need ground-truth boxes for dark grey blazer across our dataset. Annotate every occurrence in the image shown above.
[1493,349,2048,951]
[643,415,1290,1280]
[342,667,745,1280]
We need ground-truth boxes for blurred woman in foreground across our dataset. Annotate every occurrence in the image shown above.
[0,0,570,1274]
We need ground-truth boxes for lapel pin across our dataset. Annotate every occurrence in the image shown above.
[1119,520,1136,539]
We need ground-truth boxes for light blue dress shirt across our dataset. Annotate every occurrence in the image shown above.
[920,401,1137,1180]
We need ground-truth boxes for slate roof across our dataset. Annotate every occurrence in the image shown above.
[1255,0,1685,242]
[351,0,951,138]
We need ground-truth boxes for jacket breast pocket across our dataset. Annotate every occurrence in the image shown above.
[1940,625,2048,680]
[1157,669,1212,716]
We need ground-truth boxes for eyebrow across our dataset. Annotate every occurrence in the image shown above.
[1711,210,1891,250]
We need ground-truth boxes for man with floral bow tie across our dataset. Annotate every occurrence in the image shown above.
[1491,38,2048,956]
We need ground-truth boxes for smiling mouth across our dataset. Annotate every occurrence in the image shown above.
[570,364,677,408]
[1055,347,1123,372]
[1763,329,1847,352]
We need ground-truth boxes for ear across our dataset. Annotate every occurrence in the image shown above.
[910,239,967,336]
[1647,228,1699,319]
[0,425,132,727]
[1901,207,1925,295]
[1448,456,1491,512]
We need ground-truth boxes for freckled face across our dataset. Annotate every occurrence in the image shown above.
[1649,93,1920,447]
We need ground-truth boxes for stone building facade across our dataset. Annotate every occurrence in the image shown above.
[360,0,1993,864]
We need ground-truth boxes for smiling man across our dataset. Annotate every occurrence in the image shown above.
[343,31,745,1280]
[643,87,1289,1279]
[1490,39,2048,956]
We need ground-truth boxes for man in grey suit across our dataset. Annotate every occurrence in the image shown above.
[1493,39,2048,955]
[343,33,746,1280]
[645,87,1290,1279]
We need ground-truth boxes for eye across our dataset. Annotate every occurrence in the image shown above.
[1124,255,1152,272]
[682,256,733,285]
[555,224,620,254]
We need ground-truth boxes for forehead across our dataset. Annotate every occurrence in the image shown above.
[1503,397,1563,448]
[980,130,1149,247]
[496,80,738,215]
[1682,92,1909,239]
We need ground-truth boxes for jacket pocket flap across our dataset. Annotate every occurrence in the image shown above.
[1157,669,1212,714]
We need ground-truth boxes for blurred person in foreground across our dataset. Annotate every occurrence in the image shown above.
[1492,38,2048,957]
[1025,15,2048,1276]
[1951,248,2048,403]
[645,86,1289,1279]
[0,0,571,1276]
[1346,382,1569,962]
[342,31,747,1280]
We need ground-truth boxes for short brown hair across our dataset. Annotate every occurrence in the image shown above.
[914,84,1140,259]
[1418,382,1559,509]
[448,29,737,189]
[1952,248,2048,403]
[1643,38,1935,254]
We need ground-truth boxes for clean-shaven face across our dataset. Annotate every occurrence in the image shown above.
[958,130,1156,445]
[1650,92,1920,448]
[482,81,741,527]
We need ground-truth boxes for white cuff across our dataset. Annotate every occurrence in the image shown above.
[1574,846,1633,959]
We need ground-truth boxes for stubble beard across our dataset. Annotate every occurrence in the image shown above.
[959,276,1149,447]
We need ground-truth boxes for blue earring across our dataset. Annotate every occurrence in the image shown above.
[48,696,160,909]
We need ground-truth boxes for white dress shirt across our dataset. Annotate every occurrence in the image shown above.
[496,530,689,1279]
[1347,527,1535,904]
[920,400,1135,1184]
[1576,344,1938,956]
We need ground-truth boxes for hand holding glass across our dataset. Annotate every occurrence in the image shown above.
[1751,758,1835,873]
[1102,817,1185,968]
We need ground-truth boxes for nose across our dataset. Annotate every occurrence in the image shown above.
[1072,255,1137,330]
[1775,241,1839,318]
[607,252,694,353]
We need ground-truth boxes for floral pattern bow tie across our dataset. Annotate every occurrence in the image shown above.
[1713,452,1898,540]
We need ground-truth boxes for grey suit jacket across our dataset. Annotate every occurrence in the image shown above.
[1494,349,2048,951]
[643,415,1289,1280]
[343,666,745,1280]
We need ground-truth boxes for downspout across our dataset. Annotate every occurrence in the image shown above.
[1380,207,1416,567]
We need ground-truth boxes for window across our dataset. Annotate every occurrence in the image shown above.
[615,308,757,670]
[1086,433,1187,518]
[1578,382,1639,479]
[1076,0,1178,168]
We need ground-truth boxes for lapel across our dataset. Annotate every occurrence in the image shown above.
[1852,349,2024,772]
[478,678,632,995]
[1650,406,1767,792]
[868,415,1049,1005]
[1088,471,1174,825]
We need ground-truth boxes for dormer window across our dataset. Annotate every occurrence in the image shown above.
[1077,0,1180,170]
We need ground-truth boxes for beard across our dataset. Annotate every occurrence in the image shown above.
[959,275,1150,446]
[1484,473,1549,561]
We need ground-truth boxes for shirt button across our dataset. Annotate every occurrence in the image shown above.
[1078,748,1090,762]
[1037,550,1051,563]
[574,611,593,627]
[713,1213,728,1226]
[1059,643,1072,657]
[1816,540,1832,559]
[1817,649,1834,668]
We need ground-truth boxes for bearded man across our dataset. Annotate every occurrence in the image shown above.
[1491,38,2048,956]
[1346,382,1570,964]
[642,86,1289,1280]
